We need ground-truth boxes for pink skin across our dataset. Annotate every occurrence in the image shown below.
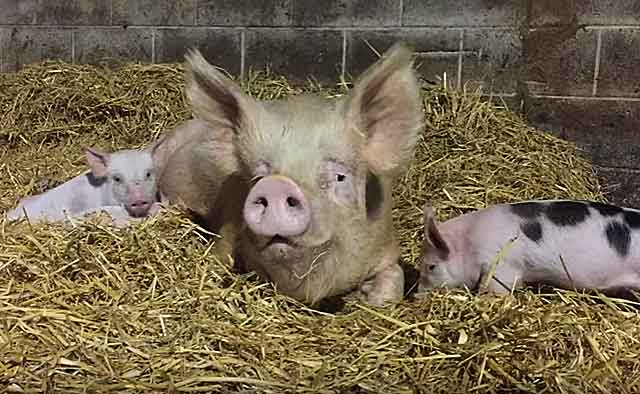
[243,175,311,238]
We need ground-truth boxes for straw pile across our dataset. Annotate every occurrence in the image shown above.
[2,60,638,394]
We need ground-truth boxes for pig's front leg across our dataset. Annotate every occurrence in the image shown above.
[479,263,525,295]
[356,246,405,306]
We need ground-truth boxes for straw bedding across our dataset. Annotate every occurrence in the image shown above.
[1,60,638,394]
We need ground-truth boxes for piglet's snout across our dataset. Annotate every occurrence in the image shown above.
[127,186,152,217]
[243,176,310,238]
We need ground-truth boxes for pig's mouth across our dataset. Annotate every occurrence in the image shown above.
[263,234,297,250]
[125,201,152,218]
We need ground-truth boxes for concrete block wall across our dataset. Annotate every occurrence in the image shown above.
[1,0,639,205]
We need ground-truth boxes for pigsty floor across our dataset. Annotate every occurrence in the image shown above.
[1,61,633,393]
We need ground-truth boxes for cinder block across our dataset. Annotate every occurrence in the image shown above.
[245,29,343,84]
[0,0,37,24]
[112,0,196,26]
[35,0,110,25]
[595,167,640,209]
[1,27,72,72]
[346,29,461,85]
[481,93,523,114]
[155,28,241,75]
[597,29,640,98]
[74,28,152,67]
[526,97,640,169]
[197,0,292,26]
[523,27,597,96]
[402,0,525,27]
[577,0,640,25]
[293,0,400,27]
[462,29,522,94]
[529,0,577,27]
[531,0,640,27]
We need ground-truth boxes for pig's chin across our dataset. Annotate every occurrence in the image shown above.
[125,205,150,218]
[254,235,304,261]
[251,233,329,263]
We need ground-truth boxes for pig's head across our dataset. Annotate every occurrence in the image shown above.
[185,43,423,303]
[418,204,465,293]
[85,139,164,217]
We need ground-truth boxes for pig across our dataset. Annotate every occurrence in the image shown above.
[418,200,640,296]
[6,140,165,225]
[158,42,424,306]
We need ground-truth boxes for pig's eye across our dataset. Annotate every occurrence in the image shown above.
[326,160,355,205]
[112,176,122,183]
[145,171,152,179]
[428,265,437,271]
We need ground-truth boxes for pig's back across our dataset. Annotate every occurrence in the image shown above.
[12,172,103,221]
[472,200,640,290]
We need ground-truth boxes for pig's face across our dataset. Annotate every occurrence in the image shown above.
[86,146,162,218]
[418,205,465,293]
[185,44,423,302]
[236,97,364,266]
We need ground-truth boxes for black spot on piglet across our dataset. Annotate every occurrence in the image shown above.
[520,221,543,243]
[605,222,631,257]
[511,202,544,219]
[624,210,640,229]
[546,201,590,226]
[589,201,623,217]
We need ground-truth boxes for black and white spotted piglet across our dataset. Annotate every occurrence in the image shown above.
[418,200,640,295]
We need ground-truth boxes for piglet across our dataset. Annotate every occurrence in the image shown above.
[418,200,640,296]
[6,139,164,225]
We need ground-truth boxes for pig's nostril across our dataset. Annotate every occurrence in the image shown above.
[256,197,268,207]
[286,196,300,208]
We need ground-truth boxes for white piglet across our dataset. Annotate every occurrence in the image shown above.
[6,140,165,225]
[418,200,640,296]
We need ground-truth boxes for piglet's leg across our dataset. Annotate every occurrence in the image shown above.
[356,246,405,306]
[65,206,133,228]
[481,264,525,295]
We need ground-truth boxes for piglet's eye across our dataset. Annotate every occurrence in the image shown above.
[113,176,121,183]
[145,171,152,179]
[428,265,437,271]
[336,174,346,182]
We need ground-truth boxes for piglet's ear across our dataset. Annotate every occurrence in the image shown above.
[185,48,256,135]
[423,204,450,258]
[85,148,110,178]
[346,42,424,177]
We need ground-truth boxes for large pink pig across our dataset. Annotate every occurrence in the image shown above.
[159,43,424,306]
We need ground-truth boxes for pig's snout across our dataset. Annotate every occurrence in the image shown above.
[243,176,310,238]
[128,199,152,217]
[126,186,153,217]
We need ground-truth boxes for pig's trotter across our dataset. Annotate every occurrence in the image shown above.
[359,260,405,306]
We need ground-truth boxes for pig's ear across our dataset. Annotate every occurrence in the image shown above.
[146,135,168,165]
[346,42,423,176]
[184,48,255,134]
[423,204,450,258]
[85,148,110,178]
